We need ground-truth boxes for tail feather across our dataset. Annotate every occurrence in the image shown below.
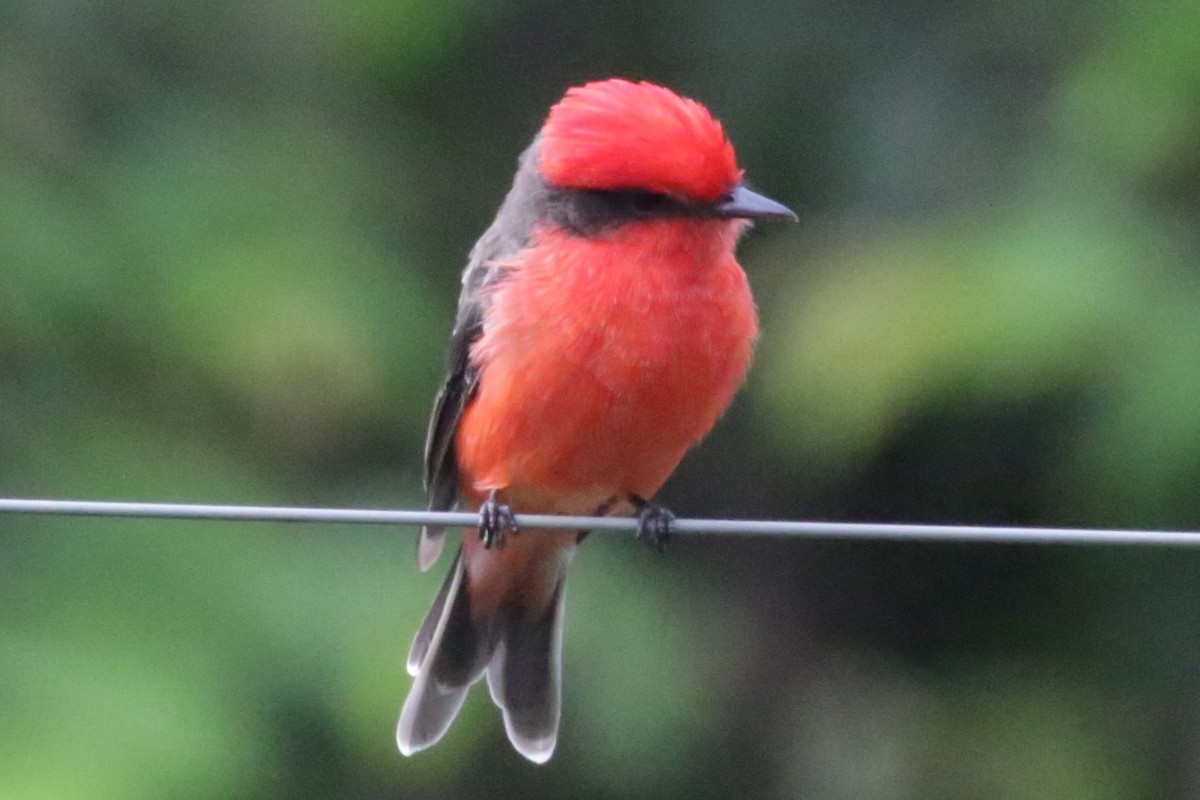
[395,670,470,757]
[417,525,446,572]
[399,540,570,763]
[407,547,460,677]
[486,581,566,764]
[397,550,489,755]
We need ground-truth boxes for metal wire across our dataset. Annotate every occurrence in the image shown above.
[1,497,1198,546]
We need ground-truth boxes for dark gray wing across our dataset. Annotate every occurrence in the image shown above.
[417,140,549,571]
[417,265,488,571]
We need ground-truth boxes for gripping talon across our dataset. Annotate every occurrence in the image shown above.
[478,491,518,549]
[631,496,675,552]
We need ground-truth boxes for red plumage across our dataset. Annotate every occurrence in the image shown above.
[539,79,742,201]
[459,220,756,502]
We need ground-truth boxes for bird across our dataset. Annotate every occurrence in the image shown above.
[396,78,795,764]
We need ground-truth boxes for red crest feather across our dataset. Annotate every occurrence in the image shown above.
[538,79,742,203]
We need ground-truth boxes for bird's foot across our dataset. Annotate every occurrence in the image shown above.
[478,491,518,550]
[631,495,675,552]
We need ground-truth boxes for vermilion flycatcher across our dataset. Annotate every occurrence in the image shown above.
[397,78,795,763]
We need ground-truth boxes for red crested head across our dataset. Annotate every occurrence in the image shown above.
[537,79,742,203]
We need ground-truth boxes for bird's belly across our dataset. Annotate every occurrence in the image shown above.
[511,362,716,496]
[457,249,755,508]
[467,348,739,503]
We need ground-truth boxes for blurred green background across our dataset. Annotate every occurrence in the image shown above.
[3,0,1200,797]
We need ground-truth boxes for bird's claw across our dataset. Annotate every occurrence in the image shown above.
[478,492,518,550]
[633,498,675,552]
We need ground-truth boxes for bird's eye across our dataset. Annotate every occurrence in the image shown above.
[629,191,680,215]
[631,191,663,211]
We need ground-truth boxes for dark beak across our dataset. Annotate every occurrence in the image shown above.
[713,184,798,221]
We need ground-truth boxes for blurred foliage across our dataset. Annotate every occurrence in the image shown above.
[2,0,1200,797]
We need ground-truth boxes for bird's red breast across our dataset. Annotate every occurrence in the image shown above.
[456,216,757,512]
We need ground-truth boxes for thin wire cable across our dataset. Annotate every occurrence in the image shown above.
[1,497,1198,546]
